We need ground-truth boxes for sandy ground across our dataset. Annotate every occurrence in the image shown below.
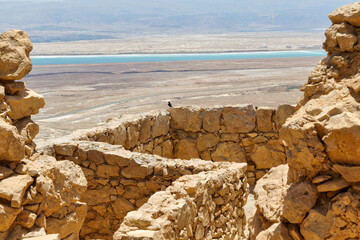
[24,56,322,148]
[32,32,324,55]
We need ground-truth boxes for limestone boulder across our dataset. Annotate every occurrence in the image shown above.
[0,118,24,161]
[256,108,274,132]
[316,177,349,192]
[6,88,45,120]
[276,104,295,129]
[329,2,360,27]
[46,202,87,240]
[196,133,219,152]
[138,117,152,143]
[151,113,170,138]
[211,142,246,162]
[0,30,32,81]
[250,143,286,169]
[16,118,39,144]
[200,109,221,132]
[282,181,318,224]
[254,164,289,223]
[256,223,292,240]
[0,203,22,231]
[5,81,26,95]
[169,107,201,132]
[0,174,33,207]
[222,105,256,133]
[174,138,199,159]
[333,164,360,182]
[300,208,334,240]
[0,166,13,180]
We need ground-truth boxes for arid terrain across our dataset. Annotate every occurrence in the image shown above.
[25,56,323,148]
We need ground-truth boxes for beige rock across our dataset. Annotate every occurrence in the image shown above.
[96,165,119,178]
[113,124,127,146]
[276,104,295,128]
[256,108,274,132]
[316,177,350,192]
[211,142,246,162]
[151,113,170,138]
[196,133,219,152]
[288,224,302,240]
[0,174,33,207]
[222,106,256,133]
[53,143,77,157]
[0,203,22,231]
[6,88,45,120]
[46,202,87,240]
[256,223,292,240]
[169,107,201,132]
[329,2,360,27]
[174,138,199,159]
[0,118,24,161]
[87,149,104,165]
[332,164,360,183]
[23,234,60,240]
[111,197,135,217]
[5,81,25,95]
[103,150,130,166]
[300,209,334,240]
[282,181,318,224]
[139,117,152,143]
[0,166,14,180]
[16,210,37,228]
[200,109,221,132]
[254,164,289,223]
[125,124,139,149]
[15,118,39,144]
[312,175,332,184]
[250,143,286,169]
[0,30,32,81]
[162,140,173,158]
[121,165,153,180]
[337,33,357,52]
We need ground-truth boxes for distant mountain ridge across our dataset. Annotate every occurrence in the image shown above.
[0,0,353,42]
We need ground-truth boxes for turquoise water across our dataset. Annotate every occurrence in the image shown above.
[31,50,326,65]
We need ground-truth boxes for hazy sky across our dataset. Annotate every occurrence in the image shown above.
[0,0,355,42]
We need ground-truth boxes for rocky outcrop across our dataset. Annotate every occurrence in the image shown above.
[0,30,87,240]
[250,2,360,239]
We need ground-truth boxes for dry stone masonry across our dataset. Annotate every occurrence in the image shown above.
[78,104,295,186]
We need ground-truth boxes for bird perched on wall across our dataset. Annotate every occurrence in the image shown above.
[168,101,173,107]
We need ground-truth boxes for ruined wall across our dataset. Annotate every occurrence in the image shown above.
[78,104,295,185]
[48,141,248,240]
[250,3,360,240]
[0,30,88,240]
[114,163,247,240]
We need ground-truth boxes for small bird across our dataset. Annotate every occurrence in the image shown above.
[168,101,173,107]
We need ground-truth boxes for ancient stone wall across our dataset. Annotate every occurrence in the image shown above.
[78,104,295,185]
[114,162,248,240]
[47,141,248,240]
[250,3,360,239]
[0,30,87,240]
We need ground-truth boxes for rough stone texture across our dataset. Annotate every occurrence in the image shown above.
[0,174,33,207]
[0,30,32,81]
[329,2,360,27]
[256,108,274,132]
[169,107,201,132]
[0,118,24,161]
[256,223,292,240]
[316,177,350,192]
[333,164,360,182]
[113,163,248,240]
[211,142,246,162]
[5,81,26,95]
[6,88,45,120]
[300,208,334,240]
[250,143,286,169]
[282,182,318,224]
[0,203,22,231]
[222,105,256,133]
[254,164,289,223]
[16,117,39,144]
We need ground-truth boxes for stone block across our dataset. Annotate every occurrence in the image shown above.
[222,105,256,133]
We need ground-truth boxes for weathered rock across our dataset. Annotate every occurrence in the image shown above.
[282,181,318,223]
[0,166,14,180]
[222,105,256,133]
[0,203,22,231]
[121,165,153,180]
[0,118,24,161]
[151,113,170,138]
[174,138,199,159]
[5,81,26,95]
[276,104,295,128]
[254,164,289,223]
[332,164,360,182]
[329,2,360,27]
[23,234,60,240]
[256,108,274,132]
[0,30,32,81]
[256,223,292,240]
[46,202,87,240]
[211,142,246,162]
[16,118,39,144]
[6,88,45,120]
[53,143,77,157]
[250,143,286,169]
[138,117,152,143]
[316,177,350,192]
[200,109,221,132]
[125,124,139,149]
[16,210,37,228]
[0,174,33,207]
[169,107,201,132]
[196,133,219,152]
[312,175,332,184]
[300,209,334,240]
